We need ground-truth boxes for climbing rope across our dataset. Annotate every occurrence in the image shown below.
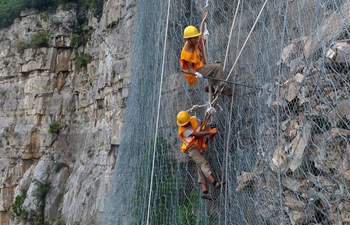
[180,4,269,220]
[226,0,268,81]
[199,7,209,64]
[186,103,208,113]
[188,1,269,222]
[198,0,268,132]
[198,2,212,110]
[222,1,268,224]
[207,0,268,107]
[146,0,171,224]
[223,0,241,72]
[222,1,242,222]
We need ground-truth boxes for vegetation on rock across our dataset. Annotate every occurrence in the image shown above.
[49,121,60,134]
[0,0,105,29]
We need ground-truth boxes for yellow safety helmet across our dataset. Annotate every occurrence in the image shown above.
[183,26,202,39]
[177,111,191,126]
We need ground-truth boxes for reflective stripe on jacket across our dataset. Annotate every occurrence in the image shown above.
[178,117,207,153]
[180,42,203,86]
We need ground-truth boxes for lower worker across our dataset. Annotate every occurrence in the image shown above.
[177,110,224,200]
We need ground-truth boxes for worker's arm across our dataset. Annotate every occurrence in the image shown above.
[183,61,197,75]
[191,127,217,138]
[191,130,210,138]
[183,61,203,78]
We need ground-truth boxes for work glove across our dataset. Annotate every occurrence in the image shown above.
[195,72,203,79]
[209,127,218,135]
[203,27,209,41]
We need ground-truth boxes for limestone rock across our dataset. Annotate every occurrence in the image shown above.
[238,3,350,224]
[0,1,132,224]
[304,2,350,58]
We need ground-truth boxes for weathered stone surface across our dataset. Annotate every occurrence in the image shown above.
[0,1,133,225]
[288,122,311,171]
[236,171,254,192]
[21,48,57,73]
[304,2,350,58]
[55,49,72,72]
[333,42,350,63]
[282,176,305,193]
[238,3,350,224]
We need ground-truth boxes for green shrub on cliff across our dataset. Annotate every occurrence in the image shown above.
[12,189,28,221]
[29,31,49,48]
[48,121,60,134]
[75,53,91,70]
[0,0,105,29]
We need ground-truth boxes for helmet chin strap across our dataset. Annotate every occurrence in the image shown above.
[187,37,195,45]
[189,38,197,48]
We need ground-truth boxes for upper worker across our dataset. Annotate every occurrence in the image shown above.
[180,25,232,95]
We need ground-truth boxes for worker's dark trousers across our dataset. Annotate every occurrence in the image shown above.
[198,63,226,87]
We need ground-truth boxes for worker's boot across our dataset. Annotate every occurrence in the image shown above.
[201,193,214,200]
[214,181,225,189]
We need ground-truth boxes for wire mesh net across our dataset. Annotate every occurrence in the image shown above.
[103,0,350,224]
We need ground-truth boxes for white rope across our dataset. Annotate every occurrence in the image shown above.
[222,1,267,224]
[209,0,268,107]
[222,2,241,215]
[223,2,241,223]
[203,23,210,63]
[146,0,171,224]
[187,104,208,112]
[201,14,211,105]
[226,0,268,81]
[223,0,241,72]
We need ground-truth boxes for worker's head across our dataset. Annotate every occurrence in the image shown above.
[177,111,191,126]
[183,26,202,39]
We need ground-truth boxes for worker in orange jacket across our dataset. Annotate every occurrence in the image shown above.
[177,110,224,200]
[180,25,232,95]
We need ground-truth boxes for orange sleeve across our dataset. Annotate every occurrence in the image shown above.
[180,43,203,86]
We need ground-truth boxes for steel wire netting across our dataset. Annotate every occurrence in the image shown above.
[103,0,350,224]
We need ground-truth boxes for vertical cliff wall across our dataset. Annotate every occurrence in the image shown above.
[0,1,135,224]
[2,0,350,225]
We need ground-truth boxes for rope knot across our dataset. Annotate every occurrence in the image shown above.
[206,106,216,115]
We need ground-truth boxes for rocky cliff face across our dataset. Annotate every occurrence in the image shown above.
[236,3,350,224]
[0,1,135,224]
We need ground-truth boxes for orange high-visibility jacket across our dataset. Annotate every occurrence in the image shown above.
[180,42,204,86]
[178,116,207,153]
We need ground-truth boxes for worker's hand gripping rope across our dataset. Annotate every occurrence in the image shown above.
[209,127,218,135]
[208,123,217,142]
